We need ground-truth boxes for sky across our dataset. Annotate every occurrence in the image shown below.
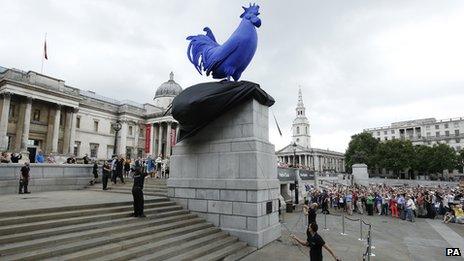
[1,0,464,153]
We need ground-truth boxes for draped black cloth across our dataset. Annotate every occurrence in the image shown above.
[172,80,274,142]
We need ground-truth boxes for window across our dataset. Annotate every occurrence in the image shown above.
[436,131,440,137]
[391,129,395,134]
[33,109,40,121]
[444,123,449,129]
[110,123,115,135]
[126,147,132,157]
[456,138,461,143]
[445,130,450,137]
[129,126,133,136]
[384,137,388,141]
[426,132,431,137]
[305,126,308,134]
[377,131,380,136]
[90,143,99,158]
[455,129,459,136]
[384,130,387,135]
[140,128,144,138]
[93,120,99,132]
[74,141,81,156]
[454,122,459,128]
[426,125,430,130]
[76,116,81,128]
[137,148,143,158]
[435,125,439,130]
[297,127,300,134]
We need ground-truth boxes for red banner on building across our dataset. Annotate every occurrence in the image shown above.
[145,124,151,153]
[171,128,177,147]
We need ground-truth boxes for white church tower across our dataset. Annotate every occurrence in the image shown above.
[292,89,311,148]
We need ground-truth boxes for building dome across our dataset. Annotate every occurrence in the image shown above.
[154,72,182,98]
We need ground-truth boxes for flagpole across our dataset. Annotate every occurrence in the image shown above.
[41,32,47,74]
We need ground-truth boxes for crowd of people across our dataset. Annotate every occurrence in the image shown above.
[304,183,464,224]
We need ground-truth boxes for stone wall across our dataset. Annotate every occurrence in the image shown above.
[168,99,281,248]
[0,163,93,194]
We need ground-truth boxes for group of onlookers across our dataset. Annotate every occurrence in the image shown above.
[305,183,464,224]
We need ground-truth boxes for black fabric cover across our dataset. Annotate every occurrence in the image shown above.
[172,80,275,142]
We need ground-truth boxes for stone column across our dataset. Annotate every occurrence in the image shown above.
[166,122,172,157]
[314,155,320,172]
[133,123,140,158]
[20,97,32,151]
[149,123,155,155]
[0,92,11,151]
[67,108,78,155]
[157,122,163,157]
[117,120,128,156]
[51,104,61,153]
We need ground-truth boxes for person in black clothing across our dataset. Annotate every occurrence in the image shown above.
[102,161,111,190]
[10,153,22,163]
[115,157,125,184]
[292,223,340,261]
[304,203,318,226]
[89,161,98,185]
[131,160,147,217]
[83,154,90,164]
[19,162,31,194]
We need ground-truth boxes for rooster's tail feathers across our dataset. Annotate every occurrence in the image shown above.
[186,32,219,75]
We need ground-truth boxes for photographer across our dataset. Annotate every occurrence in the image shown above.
[291,222,340,261]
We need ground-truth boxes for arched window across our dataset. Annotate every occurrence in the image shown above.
[305,126,308,134]
[297,127,300,134]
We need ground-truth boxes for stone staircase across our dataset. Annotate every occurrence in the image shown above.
[0,179,256,260]
[85,178,169,197]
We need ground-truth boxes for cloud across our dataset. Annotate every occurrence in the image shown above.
[1,0,464,153]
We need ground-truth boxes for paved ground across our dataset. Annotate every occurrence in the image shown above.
[244,209,464,261]
[0,188,161,212]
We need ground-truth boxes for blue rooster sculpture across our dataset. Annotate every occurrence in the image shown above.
[187,4,261,81]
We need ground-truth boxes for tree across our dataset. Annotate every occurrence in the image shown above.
[345,132,379,173]
[429,143,457,179]
[411,145,434,175]
[457,149,464,173]
[376,139,414,178]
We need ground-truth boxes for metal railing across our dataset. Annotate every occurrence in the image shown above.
[322,212,376,260]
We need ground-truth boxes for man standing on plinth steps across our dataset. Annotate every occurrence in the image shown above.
[131,160,146,218]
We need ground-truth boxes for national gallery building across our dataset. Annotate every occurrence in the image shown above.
[276,90,345,172]
[0,66,181,162]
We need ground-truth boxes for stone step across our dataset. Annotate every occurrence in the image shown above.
[131,232,231,261]
[163,236,239,261]
[86,187,167,197]
[222,246,257,261]
[0,201,175,226]
[2,217,206,260]
[0,211,197,245]
[0,212,199,254]
[84,225,221,261]
[193,242,250,261]
[0,198,167,218]
[108,185,168,191]
[0,204,184,235]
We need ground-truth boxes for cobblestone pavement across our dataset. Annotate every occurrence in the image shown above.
[244,209,464,261]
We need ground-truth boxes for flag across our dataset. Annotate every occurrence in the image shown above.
[44,40,48,60]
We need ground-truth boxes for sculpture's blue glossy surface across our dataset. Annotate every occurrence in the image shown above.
[187,4,261,81]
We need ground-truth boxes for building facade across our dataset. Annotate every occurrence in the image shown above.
[0,66,182,162]
[364,117,464,151]
[276,89,345,172]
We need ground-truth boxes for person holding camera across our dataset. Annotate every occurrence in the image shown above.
[291,222,340,261]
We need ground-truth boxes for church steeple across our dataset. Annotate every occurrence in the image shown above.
[292,88,311,148]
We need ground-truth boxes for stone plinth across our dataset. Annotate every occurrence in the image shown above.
[352,163,368,184]
[167,99,281,248]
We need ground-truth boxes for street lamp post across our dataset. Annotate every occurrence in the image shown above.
[292,142,299,204]
[292,142,297,167]
[112,121,122,156]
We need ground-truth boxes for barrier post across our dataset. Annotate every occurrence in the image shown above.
[340,215,347,235]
